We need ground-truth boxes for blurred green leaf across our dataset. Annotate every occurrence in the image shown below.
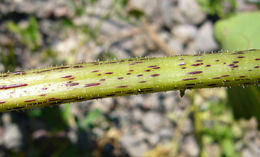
[7,16,42,51]
[80,109,102,129]
[214,12,260,128]
[27,108,42,117]
[197,0,236,18]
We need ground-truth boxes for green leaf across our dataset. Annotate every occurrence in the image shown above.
[214,12,260,50]
[80,109,102,129]
[214,12,260,128]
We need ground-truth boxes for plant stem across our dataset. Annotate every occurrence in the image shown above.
[0,49,259,112]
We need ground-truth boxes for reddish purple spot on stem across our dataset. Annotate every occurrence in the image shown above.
[213,77,221,79]
[117,85,128,88]
[48,98,60,101]
[0,101,6,104]
[221,75,230,77]
[178,63,186,66]
[139,81,147,83]
[152,67,160,69]
[181,67,186,69]
[126,73,131,75]
[99,79,106,81]
[84,83,101,87]
[191,63,203,66]
[105,72,113,74]
[196,60,203,62]
[137,74,143,77]
[39,94,46,96]
[42,88,48,90]
[205,64,211,67]
[73,65,83,68]
[61,75,73,78]
[239,76,246,78]
[0,74,9,77]
[151,74,160,77]
[145,69,151,72]
[254,66,259,68]
[118,77,124,80]
[148,65,156,68]
[232,61,239,63]
[187,71,203,75]
[97,74,102,76]
[183,78,197,81]
[0,83,28,90]
[24,99,36,102]
[237,56,245,58]
[53,66,70,70]
[256,58,260,60]
[129,70,134,72]
[216,60,220,62]
[232,51,244,55]
[66,83,79,87]
[91,70,99,73]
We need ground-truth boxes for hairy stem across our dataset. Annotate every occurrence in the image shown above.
[0,49,259,112]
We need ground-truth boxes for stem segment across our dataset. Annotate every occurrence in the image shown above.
[0,49,260,111]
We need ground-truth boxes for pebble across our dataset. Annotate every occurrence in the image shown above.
[142,94,160,110]
[3,124,24,150]
[147,134,160,146]
[195,21,219,52]
[178,0,206,24]
[142,112,164,132]
[163,93,178,112]
[173,24,197,43]
[132,108,143,122]
[160,0,174,27]
[120,134,148,157]
[182,136,200,157]
[167,38,184,54]
[159,127,174,139]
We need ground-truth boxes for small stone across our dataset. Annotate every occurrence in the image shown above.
[3,124,23,150]
[120,134,148,157]
[163,94,178,112]
[142,112,164,132]
[195,21,218,52]
[180,119,193,134]
[132,47,146,57]
[178,0,206,24]
[182,136,200,157]
[147,134,160,146]
[160,0,174,27]
[159,127,174,139]
[167,38,183,53]
[132,109,143,122]
[173,24,197,43]
[142,94,160,110]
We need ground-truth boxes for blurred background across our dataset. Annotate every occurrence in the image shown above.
[0,0,260,156]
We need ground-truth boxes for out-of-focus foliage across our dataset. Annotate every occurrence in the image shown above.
[7,16,42,51]
[197,0,236,18]
[214,12,260,128]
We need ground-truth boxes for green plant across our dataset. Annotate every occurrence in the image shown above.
[214,12,260,127]
[7,16,42,51]
[197,0,236,18]
[0,49,259,112]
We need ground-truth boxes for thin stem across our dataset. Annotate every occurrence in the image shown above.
[0,49,259,111]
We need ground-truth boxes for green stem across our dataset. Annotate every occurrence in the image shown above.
[0,49,259,112]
